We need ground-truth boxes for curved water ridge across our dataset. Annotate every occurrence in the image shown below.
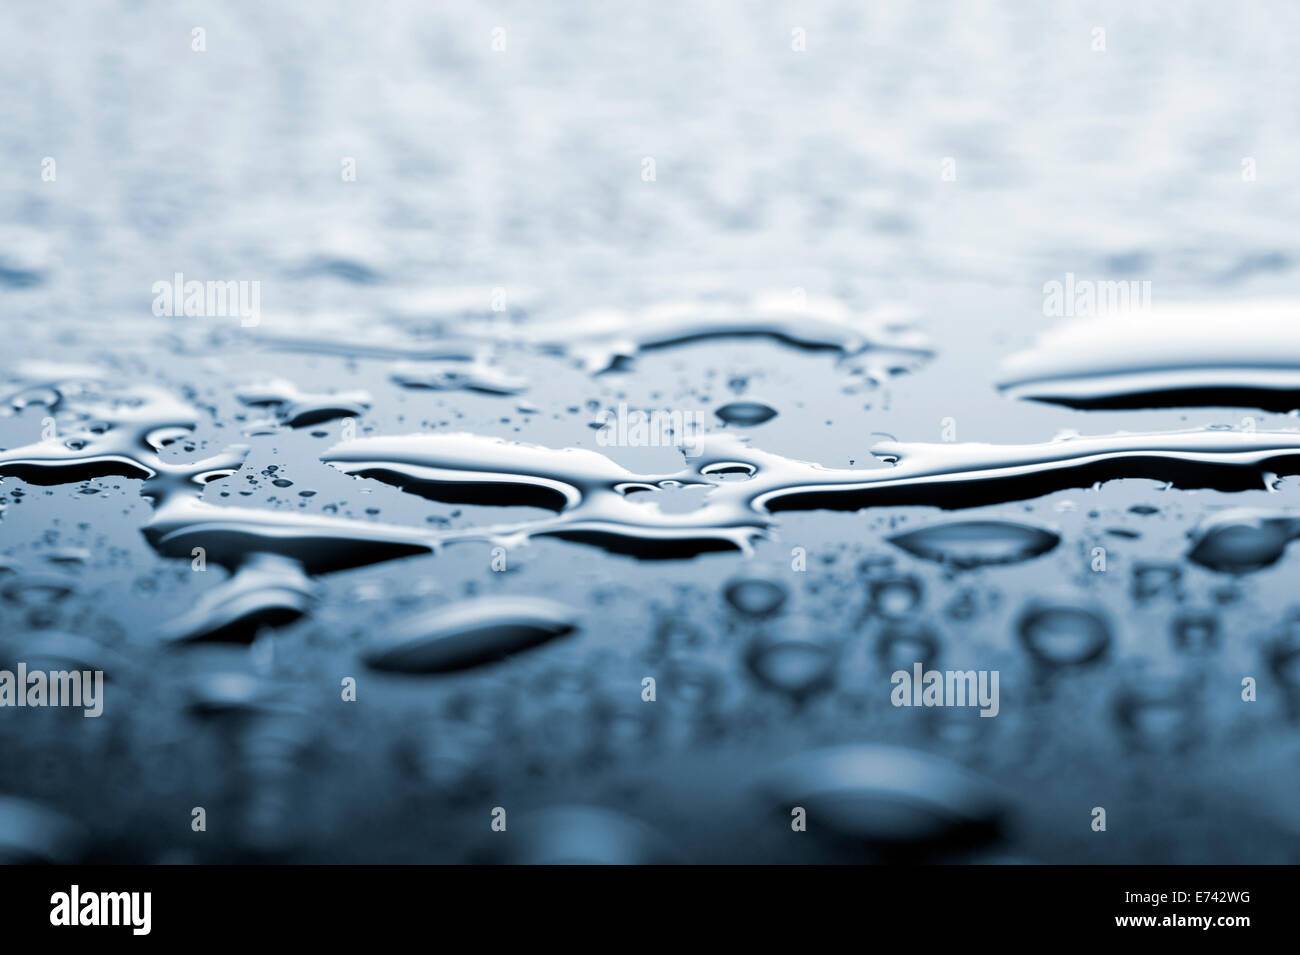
[252,292,932,379]
[998,302,1300,410]
[0,383,246,497]
[0,381,446,640]
[510,293,931,373]
[10,379,1300,575]
[236,379,371,428]
[8,376,1300,649]
[324,426,1300,558]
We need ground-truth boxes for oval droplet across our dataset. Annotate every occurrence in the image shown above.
[874,623,942,671]
[363,597,578,674]
[473,806,677,864]
[868,574,924,619]
[1187,515,1294,574]
[759,744,1007,851]
[723,577,788,617]
[889,520,1060,570]
[714,400,778,427]
[1017,602,1110,668]
[744,633,835,702]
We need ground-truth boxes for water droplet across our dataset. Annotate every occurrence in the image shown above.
[473,806,677,864]
[889,520,1059,570]
[699,461,756,481]
[1017,602,1110,668]
[186,670,282,718]
[391,360,527,396]
[1113,678,1200,752]
[744,631,835,701]
[875,623,942,670]
[510,293,930,374]
[1131,562,1182,602]
[869,575,924,619]
[715,400,777,426]
[1186,511,1297,574]
[759,744,1006,852]
[1171,612,1219,654]
[0,630,130,680]
[998,302,1300,411]
[723,577,787,617]
[160,554,316,644]
[362,597,578,673]
[0,796,86,864]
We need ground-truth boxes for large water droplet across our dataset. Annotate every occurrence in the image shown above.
[889,520,1059,569]
[1186,512,1296,574]
[997,302,1300,411]
[759,744,1007,852]
[362,597,578,673]
[160,554,316,644]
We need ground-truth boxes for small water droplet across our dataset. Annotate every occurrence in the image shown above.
[723,578,788,617]
[715,400,778,426]
[1171,612,1219,654]
[869,575,923,619]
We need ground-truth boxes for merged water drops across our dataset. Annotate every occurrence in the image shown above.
[390,359,527,396]
[12,381,1291,587]
[502,293,932,374]
[6,289,1300,864]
